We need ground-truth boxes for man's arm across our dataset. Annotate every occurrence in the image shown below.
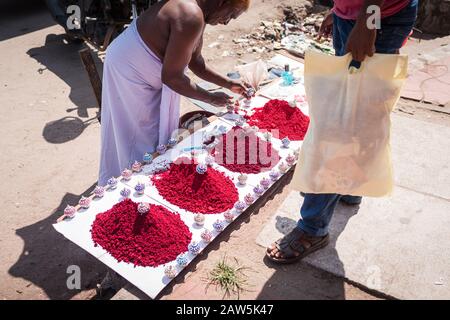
[189,37,230,88]
[161,10,231,106]
[346,0,384,62]
[189,38,250,96]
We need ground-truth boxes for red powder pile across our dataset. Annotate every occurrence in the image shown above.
[213,126,280,174]
[151,158,239,214]
[91,199,191,267]
[245,99,310,140]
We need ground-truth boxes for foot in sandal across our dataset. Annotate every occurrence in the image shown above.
[266,228,329,264]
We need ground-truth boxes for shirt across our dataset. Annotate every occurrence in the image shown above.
[333,0,414,20]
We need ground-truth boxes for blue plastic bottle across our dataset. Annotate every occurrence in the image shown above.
[281,64,294,86]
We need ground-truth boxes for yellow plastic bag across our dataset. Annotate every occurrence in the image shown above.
[292,51,408,197]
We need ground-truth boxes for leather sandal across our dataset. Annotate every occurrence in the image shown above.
[266,228,329,264]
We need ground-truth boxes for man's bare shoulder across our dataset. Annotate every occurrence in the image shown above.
[168,0,204,27]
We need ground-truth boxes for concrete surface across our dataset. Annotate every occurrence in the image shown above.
[401,36,450,106]
[391,114,450,200]
[257,114,450,299]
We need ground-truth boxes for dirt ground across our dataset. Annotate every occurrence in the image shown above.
[0,0,448,300]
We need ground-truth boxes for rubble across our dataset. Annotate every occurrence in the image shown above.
[205,2,333,59]
[282,3,313,25]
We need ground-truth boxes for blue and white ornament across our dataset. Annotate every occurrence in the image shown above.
[156,144,167,155]
[143,152,153,164]
[260,177,271,189]
[196,163,208,175]
[120,187,131,198]
[134,182,145,195]
[269,170,280,181]
[281,137,291,148]
[188,241,201,255]
[234,201,246,213]
[107,177,118,189]
[167,137,178,148]
[253,185,265,196]
[176,254,189,268]
[213,219,225,232]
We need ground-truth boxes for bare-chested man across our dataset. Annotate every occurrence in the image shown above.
[99,0,250,185]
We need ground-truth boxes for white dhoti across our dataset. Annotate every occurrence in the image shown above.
[98,19,180,185]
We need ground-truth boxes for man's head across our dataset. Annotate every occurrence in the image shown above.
[205,0,250,25]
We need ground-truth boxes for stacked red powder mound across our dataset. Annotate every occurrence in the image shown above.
[245,99,310,140]
[151,158,239,214]
[212,126,280,174]
[91,199,191,267]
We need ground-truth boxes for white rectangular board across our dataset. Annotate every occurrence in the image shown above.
[53,116,298,298]
[53,104,303,299]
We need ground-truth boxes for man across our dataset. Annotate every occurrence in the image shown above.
[267,0,418,263]
[98,0,250,185]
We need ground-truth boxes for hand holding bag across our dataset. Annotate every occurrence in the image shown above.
[292,51,408,197]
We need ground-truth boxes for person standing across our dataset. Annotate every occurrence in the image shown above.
[267,0,418,263]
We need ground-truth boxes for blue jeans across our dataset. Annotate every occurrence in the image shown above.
[297,1,418,237]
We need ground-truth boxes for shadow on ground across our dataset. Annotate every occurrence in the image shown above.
[257,200,360,299]
[42,115,98,144]
[0,0,55,42]
[27,33,102,142]
[8,184,107,299]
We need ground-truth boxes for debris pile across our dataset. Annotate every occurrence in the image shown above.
[223,2,333,59]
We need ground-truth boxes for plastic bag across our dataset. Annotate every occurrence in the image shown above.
[292,51,408,197]
[236,60,268,90]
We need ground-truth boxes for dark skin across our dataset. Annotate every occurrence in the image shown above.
[317,0,383,62]
[137,0,249,107]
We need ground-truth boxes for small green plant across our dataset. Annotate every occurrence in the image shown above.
[204,256,250,299]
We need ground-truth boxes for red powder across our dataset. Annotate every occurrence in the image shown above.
[151,158,239,214]
[91,199,191,267]
[245,99,310,140]
[212,126,280,174]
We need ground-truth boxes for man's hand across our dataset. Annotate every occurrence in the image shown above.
[208,91,233,107]
[345,21,376,62]
[226,79,252,97]
[318,12,333,41]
